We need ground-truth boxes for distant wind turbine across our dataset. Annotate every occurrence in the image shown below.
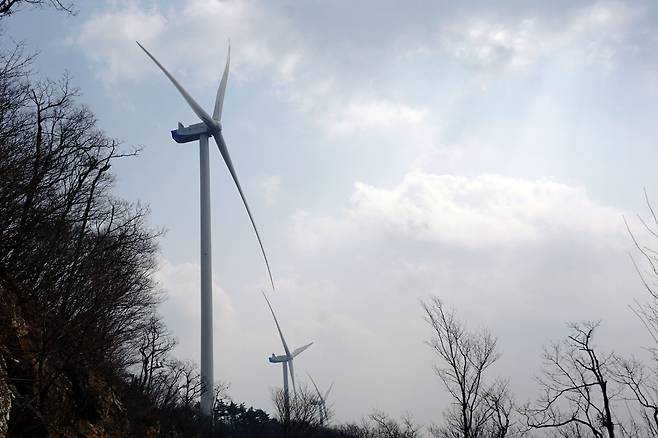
[137,41,275,418]
[262,291,312,424]
[308,374,333,425]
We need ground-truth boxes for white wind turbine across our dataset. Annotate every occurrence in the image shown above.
[137,42,275,418]
[308,374,333,425]
[262,291,312,424]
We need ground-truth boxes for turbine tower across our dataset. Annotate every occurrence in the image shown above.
[262,291,312,424]
[308,374,333,425]
[137,42,275,418]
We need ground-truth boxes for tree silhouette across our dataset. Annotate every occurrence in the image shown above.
[422,297,514,438]
[523,322,617,438]
[0,0,74,17]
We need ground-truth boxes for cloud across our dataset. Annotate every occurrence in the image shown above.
[69,0,300,85]
[442,18,542,71]
[70,4,167,82]
[436,1,642,72]
[259,174,281,205]
[325,99,429,136]
[62,1,442,144]
[70,0,649,153]
[71,0,653,118]
[284,171,644,422]
[154,258,236,360]
[294,171,624,250]
[147,175,641,425]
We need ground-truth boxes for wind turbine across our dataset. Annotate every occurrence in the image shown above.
[308,374,333,425]
[137,42,275,418]
[262,291,312,424]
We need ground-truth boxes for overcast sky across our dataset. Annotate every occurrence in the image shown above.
[5,0,658,426]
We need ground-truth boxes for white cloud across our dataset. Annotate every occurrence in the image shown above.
[70,4,167,82]
[148,179,645,425]
[325,99,429,136]
[68,1,439,143]
[70,0,653,150]
[285,172,645,423]
[444,18,541,71]
[154,258,236,360]
[294,171,624,250]
[437,1,641,72]
[259,174,281,205]
[276,51,303,84]
[69,0,300,85]
[570,1,638,33]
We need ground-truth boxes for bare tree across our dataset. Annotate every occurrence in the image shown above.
[178,360,204,410]
[0,0,75,17]
[212,380,231,413]
[624,190,658,352]
[483,381,515,438]
[370,411,423,438]
[422,297,513,438]
[610,192,658,435]
[133,315,176,392]
[310,394,335,427]
[0,44,161,433]
[272,384,322,437]
[523,322,617,438]
[336,411,423,438]
[611,356,658,435]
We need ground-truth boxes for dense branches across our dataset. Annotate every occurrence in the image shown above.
[272,384,323,437]
[0,0,74,17]
[334,412,422,438]
[616,194,658,434]
[625,190,658,351]
[215,395,276,438]
[0,61,159,372]
[422,297,513,438]
[524,323,617,438]
[0,43,166,433]
[611,356,658,435]
[369,411,422,438]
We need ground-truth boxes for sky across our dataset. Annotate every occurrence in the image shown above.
[4,0,658,427]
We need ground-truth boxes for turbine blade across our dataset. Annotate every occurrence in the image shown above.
[307,373,323,400]
[213,131,275,291]
[323,382,334,401]
[262,291,290,357]
[136,41,217,130]
[292,342,313,358]
[213,42,230,121]
[288,359,296,394]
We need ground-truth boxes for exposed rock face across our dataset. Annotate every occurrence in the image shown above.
[0,281,21,438]
[0,355,11,438]
[0,281,162,437]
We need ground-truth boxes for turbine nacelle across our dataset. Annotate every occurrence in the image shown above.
[171,122,214,144]
[268,354,289,363]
